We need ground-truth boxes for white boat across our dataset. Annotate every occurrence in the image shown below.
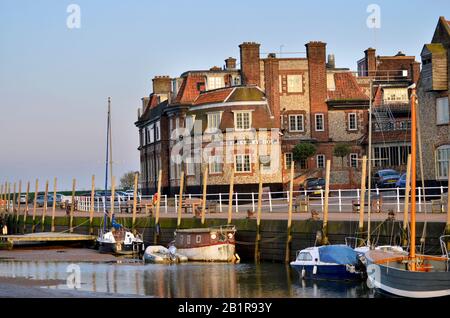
[97,227,144,256]
[143,245,187,264]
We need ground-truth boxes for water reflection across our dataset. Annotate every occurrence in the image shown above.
[0,260,374,298]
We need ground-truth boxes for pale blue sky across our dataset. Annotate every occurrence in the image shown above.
[0,0,448,190]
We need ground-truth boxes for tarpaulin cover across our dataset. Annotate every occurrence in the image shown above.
[318,245,358,265]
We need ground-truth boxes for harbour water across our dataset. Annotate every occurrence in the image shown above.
[0,251,376,298]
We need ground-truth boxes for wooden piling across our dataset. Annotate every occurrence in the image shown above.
[89,175,95,234]
[358,156,367,237]
[51,177,57,232]
[255,164,263,263]
[403,154,412,246]
[446,160,450,236]
[110,176,115,223]
[154,169,162,244]
[321,159,331,245]
[23,181,30,233]
[32,179,38,233]
[131,172,138,232]
[0,184,3,213]
[12,182,16,219]
[69,178,76,233]
[42,180,49,232]
[284,162,295,263]
[6,182,10,213]
[177,170,185,228]
[227,168,235,225]
[16,181,22,228]
[201,166,208,225]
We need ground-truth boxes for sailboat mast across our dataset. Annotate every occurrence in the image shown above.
[103,97,111,233]
[410,88,417,269]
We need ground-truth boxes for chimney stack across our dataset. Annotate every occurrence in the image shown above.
[410,61,421,85]
[364,48,377,76]
[264,54,280,128]
[326,54,335,69]
[152,76,172,94]
[239,42,261,86]
[225,57,237,70]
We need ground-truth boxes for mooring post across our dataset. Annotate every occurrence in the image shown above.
[132,172,138,233]
[255,164,263,263]
[358,156,367,240]
[403,154,412,247]
[89,175,95,234]
[321,160,331,245]
[12,182,16,221]
[23,181,30,233]
[201,166,208,225]
[227,168,235,224]
[177,170,185,228]
[16,180,22,231]
[69,178,76,233]
[6,182,10,213]
[41,180,49,232]
[285,162,295,263]
[31,179,39,233]
[154,169,162,245]
[0,183,4,214]
[446,160,450,240]
[110,175,115,223]
[51,177,57,232]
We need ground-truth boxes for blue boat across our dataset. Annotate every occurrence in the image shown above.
[290,245,365,281]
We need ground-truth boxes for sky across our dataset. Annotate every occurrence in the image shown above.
[0,0,449,191]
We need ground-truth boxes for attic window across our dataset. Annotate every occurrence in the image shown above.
[422,58,431,65]
[197,82,206,92]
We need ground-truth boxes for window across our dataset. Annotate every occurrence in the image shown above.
[285,153,293,169]
[297,252,313,261]
[186,235,191,245]
[317,154,325,168]
[287,75,303,93]
[235,154,251,172]
[155,121,160,141]
[315,114,324,131]
[436,97,449,125]
[207,112,221,131]
[145,127,150,144]
[348,113,357,131]
[235,111,251,130]
[233,76,241,86]
[186,160,195,176]
[209,156,223,174]
[208,76,224,90]
[373,145,411,167]
[149,124,155,143]
[185,115,195,132]
[196,235,201,244]
[436,145,450,179]
[350,153,358,168]
[289,115,304,132]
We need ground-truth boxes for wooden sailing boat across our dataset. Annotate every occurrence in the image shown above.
[365,85,450,298]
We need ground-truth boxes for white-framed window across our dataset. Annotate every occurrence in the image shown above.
[186,160,195,176]
[287,75,303,93]
[186,235,191,245]
[207,76,224,90]
[315,113,324,131]
[196,235,201,244]
[207,112,221,131]
[155,121,160,141]
[348,113,357,131]
[233,76,241,86]
[209,156,223,174]
[289,115,304,132]
[350,153,358,168]
[436,145,450,179]
[436,97,449,125]
[149,124,155,143]
[234,111,252,130]
[235,154,251,173]
[317,154,325,168]
[284,152,293,169]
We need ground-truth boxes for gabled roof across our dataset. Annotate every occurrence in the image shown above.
[190,86,266,106]
[193,88,234,105]
[327,72,369,101]
[135,100,168,126]
[422,43,446,55]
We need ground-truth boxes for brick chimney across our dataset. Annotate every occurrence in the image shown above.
[239,42,261,86]
[410,61,421,85]
[364,48,377,76]
[264,54,280,128]
[225,57,237,70]
[152,76,172,94]
[306,41,328,141]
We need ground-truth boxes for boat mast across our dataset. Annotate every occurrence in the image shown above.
[103,97,111,233]
[410,86,417,271]
[367,80,373,247]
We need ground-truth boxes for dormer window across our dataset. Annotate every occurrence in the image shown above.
[207,76,224,90]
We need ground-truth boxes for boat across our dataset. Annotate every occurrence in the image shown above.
[143,245,188,264]
[365,85,450,298]
[171,225,240,262]
[290,245,365,281]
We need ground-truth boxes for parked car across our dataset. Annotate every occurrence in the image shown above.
[395,173,407,188]
[303,178,326,197]
[16,194,29,204]
[36,194,64,207]
[372,169,401,188]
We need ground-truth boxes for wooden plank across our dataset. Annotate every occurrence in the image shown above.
[227,168,235,224]
[32,179,38,233]
[201,166,208,224]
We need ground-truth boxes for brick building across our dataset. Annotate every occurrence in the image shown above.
[418,16,450,185]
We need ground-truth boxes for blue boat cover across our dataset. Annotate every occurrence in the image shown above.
[318,245,358,265]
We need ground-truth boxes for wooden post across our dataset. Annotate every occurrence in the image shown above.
[23,181,30,233]
[0,184,3,213]
[358,156,367,236]
[89,175,95,234]
[177,170,185,228]
[51,177,57,232]
[69,178,76,233]
[110,176,115,223]
[6,182,10,213]
[285,162,295,263]
[255,164,263,263]
[32,179,38,233]
[403,154,412,246]
[154,169,162,244]
[201,166,208,225]
[227,168,235,224]
[132,172,138,232]
[12,182,16,219]
[41,180,49,232]
[322,160,331,245]
[16,181,22,228]
[446,160,450,236]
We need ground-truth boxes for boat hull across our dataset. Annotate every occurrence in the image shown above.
[176,243,237,262]
[98,241,143,256]
[291,264,363,281]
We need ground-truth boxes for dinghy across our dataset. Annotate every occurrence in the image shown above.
[143,245,188,264]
